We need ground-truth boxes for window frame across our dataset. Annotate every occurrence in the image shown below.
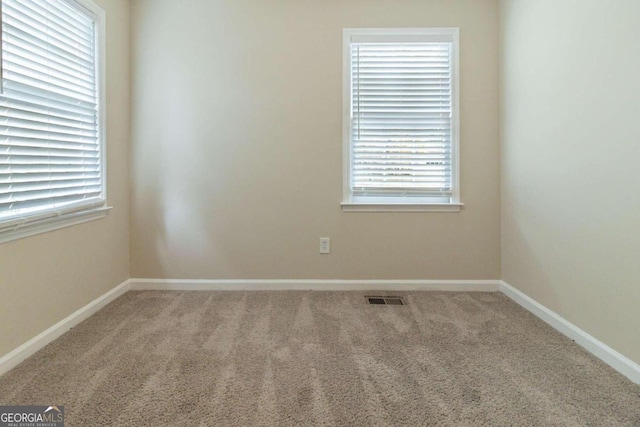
[341,28,462,213]
[0,0,109,244]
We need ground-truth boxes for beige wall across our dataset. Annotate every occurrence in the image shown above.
[0,0,131,357]
[130,0,501,280]
[500,0,640,364]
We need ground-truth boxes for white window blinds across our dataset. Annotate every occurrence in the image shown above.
[346,29,459,204]
[0,0,103,227]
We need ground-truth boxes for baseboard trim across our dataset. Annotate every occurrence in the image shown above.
[129,278,501,292]
[499,280,640,385]
[0,279,131,378]
[3,277,637,386]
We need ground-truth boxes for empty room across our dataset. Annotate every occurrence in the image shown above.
[0,0,639,425]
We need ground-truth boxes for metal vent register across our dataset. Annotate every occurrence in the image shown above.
[366,296,405,305]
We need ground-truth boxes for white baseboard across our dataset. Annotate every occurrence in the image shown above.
[3,277,638,386]
[0,279,131,377]
[129,278,501,292]
[499,280,640,385]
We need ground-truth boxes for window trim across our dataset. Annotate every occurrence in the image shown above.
[0,0,109,244]
[342,28,462,213]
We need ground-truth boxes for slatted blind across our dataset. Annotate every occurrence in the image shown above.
[350,40,453,198]
[0,0,102,227]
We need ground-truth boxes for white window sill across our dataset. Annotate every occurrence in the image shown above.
[0,206,112,244]
[341,202,464,213]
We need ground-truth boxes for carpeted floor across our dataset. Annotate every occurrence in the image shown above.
[1,291,639,426]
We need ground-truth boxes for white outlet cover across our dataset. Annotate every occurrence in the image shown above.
[319,237,330,254]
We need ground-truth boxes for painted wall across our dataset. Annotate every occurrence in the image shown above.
[500,0,640,364]
[130,0,501,280]
[0,0,131,357]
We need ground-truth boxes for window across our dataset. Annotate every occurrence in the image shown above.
[342,28,461,212]
[0,0,107,243]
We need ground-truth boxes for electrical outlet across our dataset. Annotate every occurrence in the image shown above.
[319,237,330,254]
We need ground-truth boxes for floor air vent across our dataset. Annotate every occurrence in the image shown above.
[366,296,405,305]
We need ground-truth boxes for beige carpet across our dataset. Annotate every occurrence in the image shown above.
[1,291,639,426]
